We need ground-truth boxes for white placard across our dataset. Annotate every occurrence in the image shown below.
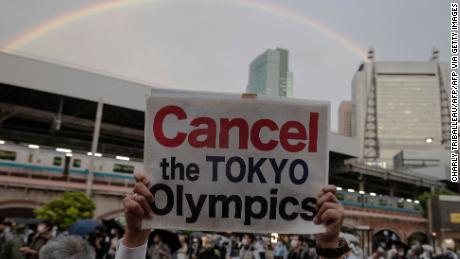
[143,89,330,234]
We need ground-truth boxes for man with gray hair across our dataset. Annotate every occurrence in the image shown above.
[39,235,95,259]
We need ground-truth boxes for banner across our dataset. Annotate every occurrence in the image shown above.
[143,89,330,234]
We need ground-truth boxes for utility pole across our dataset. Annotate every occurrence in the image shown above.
[85,98,103,196]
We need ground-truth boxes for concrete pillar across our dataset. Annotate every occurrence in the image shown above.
[389,188,395,196]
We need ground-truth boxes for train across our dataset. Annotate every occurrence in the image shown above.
[0,143,142,184]
[337,190,422,215]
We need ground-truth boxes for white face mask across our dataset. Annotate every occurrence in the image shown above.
[398,251,404,256]
[37,225,46,233]
[290,240,298,248]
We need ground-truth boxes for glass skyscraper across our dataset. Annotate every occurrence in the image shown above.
[246,48,293,97]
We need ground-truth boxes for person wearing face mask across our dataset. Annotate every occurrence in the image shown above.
[87,228,110,259]
[254,236,266,259]
[239,234,259,259]
[107,228,121,259]
[287,235,312,259]
[190,237,203,259]
[273,239,288,259]
[20,220,53,259]
[197,236,221,259]
[177,235,189,259]
[148,233,172,259]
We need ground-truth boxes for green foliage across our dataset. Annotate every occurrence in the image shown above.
[35,191,96,230]
[417,188,456,217]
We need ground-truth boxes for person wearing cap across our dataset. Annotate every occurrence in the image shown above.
[115,174,347,259]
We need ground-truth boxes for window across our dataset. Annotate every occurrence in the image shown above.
[53,156,62,166]
[73,159,81,168]
[336,193,344,201]
[0,150,16,161]
[379,199,387,206]
[113,164,134,174]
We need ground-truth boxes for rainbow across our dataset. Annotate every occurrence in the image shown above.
[4,0,368,59]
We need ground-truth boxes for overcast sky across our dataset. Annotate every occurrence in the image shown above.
[0,0,450,131]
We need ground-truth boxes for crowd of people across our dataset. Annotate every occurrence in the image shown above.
[0,218,123,259]
[1,218,459,259]
[0,217,319,259]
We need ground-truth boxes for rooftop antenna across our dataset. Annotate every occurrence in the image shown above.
[363,46,379,160]
[367,47,375,61]
[431,47,439,60]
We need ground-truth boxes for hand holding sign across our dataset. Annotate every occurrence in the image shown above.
[314,185,344,248]
[122,173,153,248]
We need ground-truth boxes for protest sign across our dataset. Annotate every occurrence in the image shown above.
[143,88,330,234]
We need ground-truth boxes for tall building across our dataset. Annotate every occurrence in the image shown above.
[351,48,450,167]
[338,101,352,137]
[246,48,293,97]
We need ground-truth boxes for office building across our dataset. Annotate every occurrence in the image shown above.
[246,48,293,97]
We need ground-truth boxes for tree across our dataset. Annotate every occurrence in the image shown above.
[35,191,96,229]
[417,188,456,217]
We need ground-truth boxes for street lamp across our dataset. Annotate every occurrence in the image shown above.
[432,232,437,254]
[425,137,434,143]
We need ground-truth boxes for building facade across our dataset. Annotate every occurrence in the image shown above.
[339,101,352,137]
[351,48,450,167]
[246,48,293,97]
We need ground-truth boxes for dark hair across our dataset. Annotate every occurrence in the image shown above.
[291,235,304,242]
[42,220,53,229]
[304,238,316,247]
[244,233,255,242]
